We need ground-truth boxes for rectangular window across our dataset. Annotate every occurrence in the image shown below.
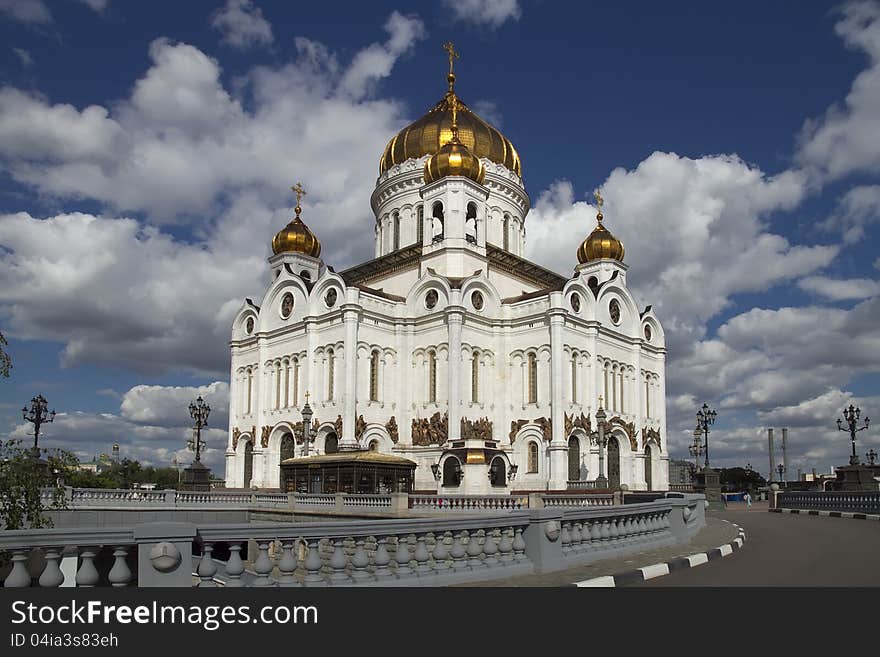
[528,353,537,404]
[429,351,437,403]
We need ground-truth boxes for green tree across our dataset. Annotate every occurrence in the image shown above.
[0,330,11,378]
[0,440,78,530]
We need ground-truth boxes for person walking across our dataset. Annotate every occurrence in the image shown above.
[744,491,752,509]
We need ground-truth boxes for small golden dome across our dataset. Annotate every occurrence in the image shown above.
[424,131,486,184]
[272,183,321,257]
[577,191,624,263]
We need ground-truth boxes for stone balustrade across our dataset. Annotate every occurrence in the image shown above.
[542,494,614,507]
[777,491,880,515]
[408,494,529,511]
[0,494,705,588]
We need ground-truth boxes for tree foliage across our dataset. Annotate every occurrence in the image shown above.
[719,466,767,491]
[0,440,77,530]
[65,458,181,490]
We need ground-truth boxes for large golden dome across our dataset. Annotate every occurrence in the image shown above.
[379,88,521,178]
[272,184,321,258]
[577,192,624,264]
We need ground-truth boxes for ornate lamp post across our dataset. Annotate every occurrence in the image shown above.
[688,426,704,474]
[836,404,870,466]
[300,392,315,457]
[867,449,877,466]
[776,463,785,483]
[591,400,609,488]
[22,394,56,458]
[187,396,210,463]
[696,403,717,469]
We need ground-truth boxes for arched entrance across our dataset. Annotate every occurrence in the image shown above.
[607,436,620,489]
[243,440,253,489]
[442,457,461,487]
[368,439,379,452]
[325,432,338,454]
[489,456,506,488]
[568,436,580,481]
[279,432,295,483]
[644,444,653,490]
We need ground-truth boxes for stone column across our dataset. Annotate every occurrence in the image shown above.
[548,299,567,489]
[340,300,359,449]
[446,304,463,442]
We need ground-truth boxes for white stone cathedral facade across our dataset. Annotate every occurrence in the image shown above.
[224,59,669,494]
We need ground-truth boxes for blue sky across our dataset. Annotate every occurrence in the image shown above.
[0,0,878,478]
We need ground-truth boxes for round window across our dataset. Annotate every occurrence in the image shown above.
[570,293,581,312]
[280,292,294,318]
[644,324,652,342]
[425,289,439,310]
[471,291,484,310]
[609,299,621,325]
[325,288,338,308]
[245,317,254,334]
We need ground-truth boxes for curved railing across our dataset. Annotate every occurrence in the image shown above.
[777,491,880,515]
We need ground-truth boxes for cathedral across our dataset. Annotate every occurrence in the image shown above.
[224,45,669,494]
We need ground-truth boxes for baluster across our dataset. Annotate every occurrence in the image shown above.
[466,529,485,569]
[253,541,275,586]
[513,527,527,561]
[590,519,602,549]
[570,522,583,553]
[39,548,65,588]
[394,534,414,578]
[197,543,217,587]
[5,549,32,588]
[561,522,572,555]
[432,532,450,572]
[224,544,245,587]
[608,516,620,544]
[483,528,500,567]
[373,536,393,580]
[450,531,469,570]
[109,546,132,588]
[414,534,432,575]
[618,516,632,546]
[350,538,372,582]
[328,538,351,584]
[75,548,100,587]
[303,540,326,586]
[278,540,300,586]
[498,528,514,564]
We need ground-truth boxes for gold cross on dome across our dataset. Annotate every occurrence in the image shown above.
[292,182,306,207]
[304,390,310,404]
[598,395,604,408]
[594,189,604,211]
[442,41,460,75]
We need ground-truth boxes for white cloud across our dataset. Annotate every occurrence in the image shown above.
[77,0,108,11]
[0,0,51,24]
[120,381,229,429]
[210,0,273,50]
[12,47,33,68]
[799,275,880,300]
[819,184,880,243]
[443,0,521,29]
[796,2,880,182]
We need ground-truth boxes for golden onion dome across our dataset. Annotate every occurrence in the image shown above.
[272,183,321,258]
[379,68,521,177]
[577,191,624,264]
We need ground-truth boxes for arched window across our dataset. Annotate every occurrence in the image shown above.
[528,353,538,404]
[429,350,437,403]
[603,364,609,409]
[370,350,380,402]
[527,442,538,473]
[275,361,282,410]
[283,359,290,408]
[325,433,338,454]
[619,369,625,413]
[243,440,253,489]
[568,436,580,481]
[432,202,444,242]
[280,433,296,462]
[442,457,461,487]
[471,353,479,404]
[571,355,578,403]
[393,211,400,251]
[489,457,506,487]
[327,349,335,401]
[416,205,424,245]
[293,358,300,407]
[503,213,510,251]
[465,202,477,244]
[246,368,253,415]
[645,378,650,418]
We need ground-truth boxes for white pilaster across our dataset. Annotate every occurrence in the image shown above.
[548,295,567,489]
[446,302,463,442]
[341,298,359,449]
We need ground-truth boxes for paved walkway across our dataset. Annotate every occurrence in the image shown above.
[640,501,880,586]
[461,512,741,587]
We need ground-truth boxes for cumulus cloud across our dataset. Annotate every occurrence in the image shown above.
[796,1,880,182]
[443,0,521,29]
[798,275,880,300]
[0,0,51,24]
[819,184,880,243]
[12,47,33,68]
[210,0,273,50]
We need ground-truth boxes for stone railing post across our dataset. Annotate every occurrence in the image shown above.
[134,522,198,587]
[163,489,176,506]
[288,492,297,510]
[335,493,346,513]
[522,509,564,573]
[528,493,544,509]
[390,493,409,514]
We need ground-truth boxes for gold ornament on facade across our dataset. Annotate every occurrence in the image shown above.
[642,426,661,450]
[577,189,625,264]
[271,182,322,257]
[564,412,592,436]
[380,42,520,178]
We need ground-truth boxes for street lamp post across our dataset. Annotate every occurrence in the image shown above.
[688,426,704,474]
[836,404,870,466]
[300,392,315,457]
[867,449,877,466]
[696,403,717,470]
[591,401,609,487]
[22,394,56,458]
[187,396,210,463]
